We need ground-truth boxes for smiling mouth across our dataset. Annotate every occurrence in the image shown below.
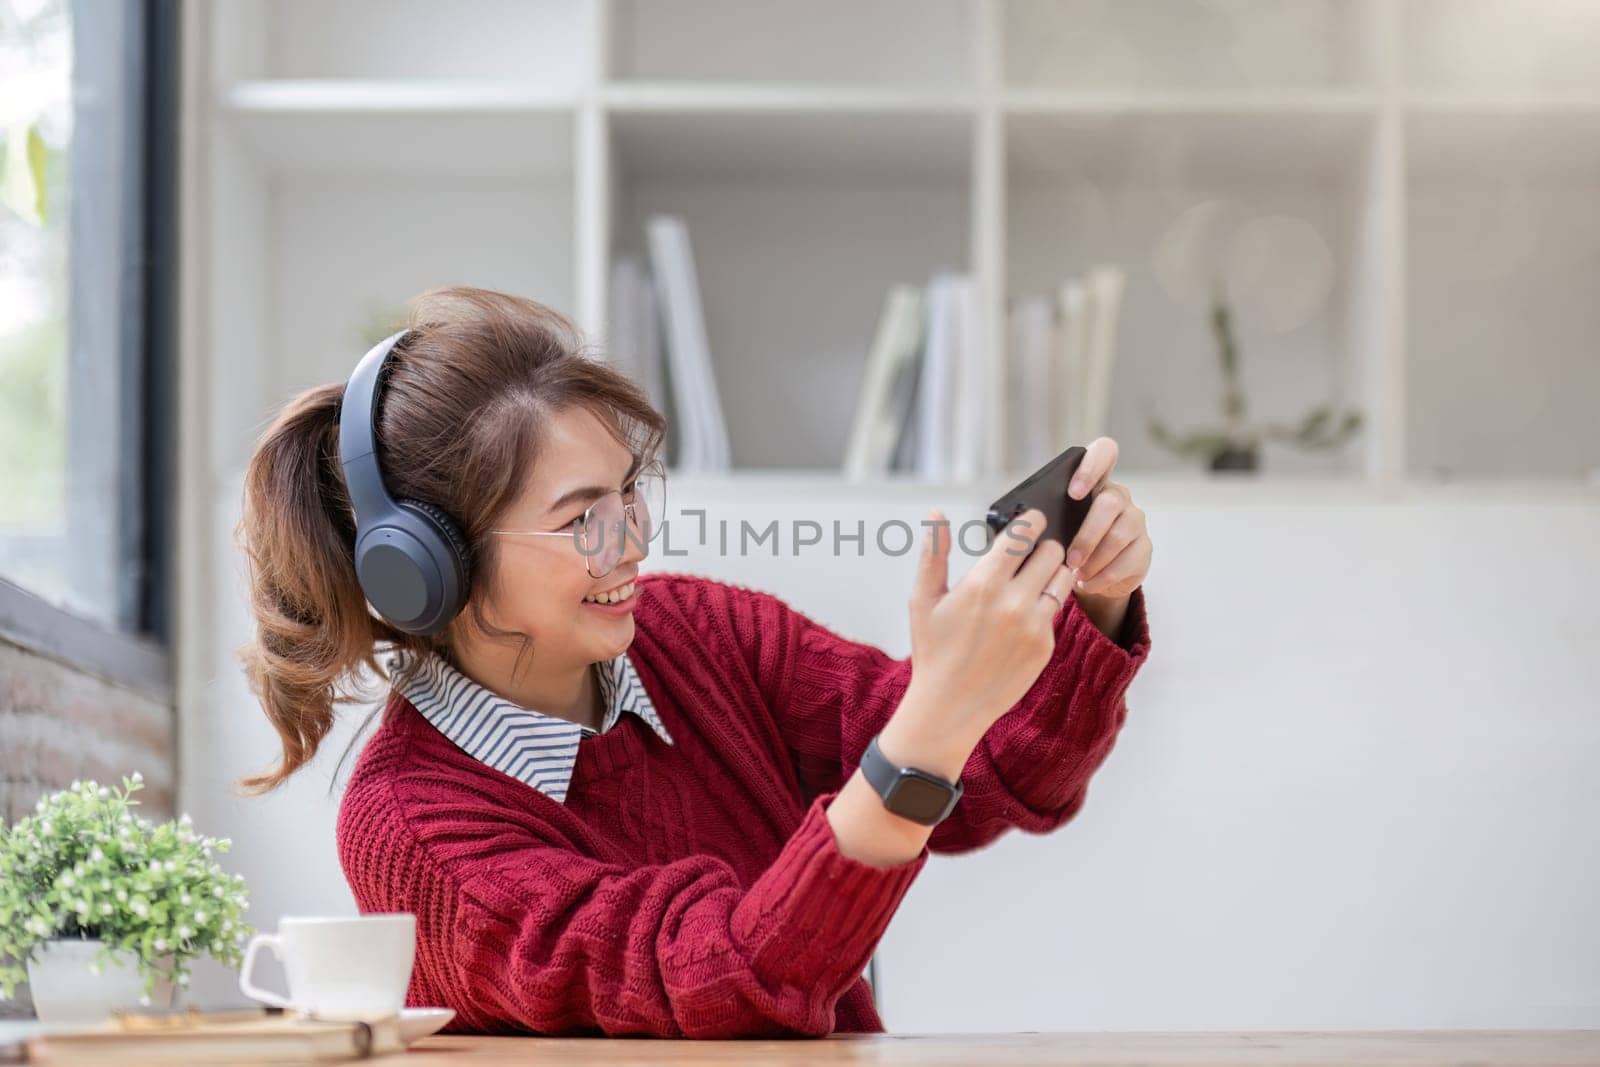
[583,579,636,605]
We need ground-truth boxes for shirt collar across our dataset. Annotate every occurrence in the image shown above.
[387,649,672,802]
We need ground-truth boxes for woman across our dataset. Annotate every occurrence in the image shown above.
[235,286,1153,1039]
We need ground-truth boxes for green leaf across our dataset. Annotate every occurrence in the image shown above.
[1,121,48,226]
[1300,407,1332,435]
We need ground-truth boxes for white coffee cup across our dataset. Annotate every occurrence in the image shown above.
[238,914,416,1020]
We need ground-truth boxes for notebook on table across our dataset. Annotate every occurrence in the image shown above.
[22,1007,404,1063]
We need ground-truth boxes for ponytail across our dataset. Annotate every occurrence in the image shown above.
[234,382,403,794]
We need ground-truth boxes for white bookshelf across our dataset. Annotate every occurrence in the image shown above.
[194,0,1600,489]
[176,4,1600,1026]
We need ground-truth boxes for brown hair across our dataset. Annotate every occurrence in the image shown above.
[233,286,665,794]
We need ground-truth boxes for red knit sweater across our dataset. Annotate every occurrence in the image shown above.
[335,571,1151,1038]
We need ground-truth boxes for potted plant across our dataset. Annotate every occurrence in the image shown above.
[1146,284,1363,473]
[0,774,254,1023]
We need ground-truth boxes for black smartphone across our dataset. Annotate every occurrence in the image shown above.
[984,445,1093,559]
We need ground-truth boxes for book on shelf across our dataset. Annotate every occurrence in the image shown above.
[914,271,965,481]
[838,271,992,481]
[607,253,668,415]
[843,284,924,481]
[948,273,989,482]
[1054,278,1090,457]
[888,329,923,476]
[1007,294,1055,473]
[645,214,732,473]
[22,1009,404,1064]
[610,251,685,465]
[844,271,999,482]
[610,244,1125,480]
[1001,264,1128,473]
[1080,265,1126,444]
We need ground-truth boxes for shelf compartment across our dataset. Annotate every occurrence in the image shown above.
[262,175,578,392]
[1406,107,1600,182]
[1004,0,1376,93]
[1404,111,1600,482]
[603,83,973,117]
[1008,108,1375,185]
[609,108,973,469]
[1005,89,1379,118]
[607,0,973,89]
[1403,0,1600,97]
[211,0,588,87]
[1005,109,1380,478]
[608,106,972,182]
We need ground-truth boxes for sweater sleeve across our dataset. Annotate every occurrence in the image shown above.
[443,786,927,1039]
[722,578,1152,852]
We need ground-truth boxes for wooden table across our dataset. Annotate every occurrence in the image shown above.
[385,1030,1600,1066]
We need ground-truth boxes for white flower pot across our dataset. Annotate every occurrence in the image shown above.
[25,938,175,1023]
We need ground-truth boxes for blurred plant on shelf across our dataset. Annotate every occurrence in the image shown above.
[1146,283,1362,473]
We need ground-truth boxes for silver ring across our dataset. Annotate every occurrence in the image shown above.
[1040,588,1065,610]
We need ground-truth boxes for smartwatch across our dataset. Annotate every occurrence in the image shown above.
[858,733,964,827]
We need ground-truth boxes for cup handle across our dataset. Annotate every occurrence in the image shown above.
[238,933,293,1010]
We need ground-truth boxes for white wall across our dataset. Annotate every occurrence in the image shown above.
[181,471,1600,1028]
[871,481,1600,1032]
[177,473,366,1004]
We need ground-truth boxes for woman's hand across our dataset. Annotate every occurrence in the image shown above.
[1062,436,1152,601]
[907,506,1074,739]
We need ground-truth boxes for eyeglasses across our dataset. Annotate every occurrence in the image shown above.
[488,463,666,579]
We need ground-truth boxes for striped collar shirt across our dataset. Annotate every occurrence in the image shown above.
[387,649,673,803]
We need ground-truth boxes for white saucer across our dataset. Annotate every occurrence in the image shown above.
[399,1007,455,1043]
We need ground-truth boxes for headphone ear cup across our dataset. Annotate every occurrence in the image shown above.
[395,497,473,609]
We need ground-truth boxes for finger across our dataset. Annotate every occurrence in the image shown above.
[1036,563,1074,620]
[1077,532,1152,597]
[1068,437,1119,500]
[981,507,1048,580]
[1013,521,1066,597]
[1064,485,1127,572]
[1075,509,1144,586]
[910,508,951,618]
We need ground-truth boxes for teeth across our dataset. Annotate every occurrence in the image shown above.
[584,581,635,605]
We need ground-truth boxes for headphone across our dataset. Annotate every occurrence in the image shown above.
[338,329,472,636]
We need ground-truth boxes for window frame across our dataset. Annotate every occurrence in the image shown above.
[0,0,179,704]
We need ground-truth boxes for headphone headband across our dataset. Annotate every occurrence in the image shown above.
[339,329,409,524]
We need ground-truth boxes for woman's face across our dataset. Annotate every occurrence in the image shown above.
[473,405,650,667]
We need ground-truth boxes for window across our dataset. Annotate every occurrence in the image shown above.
[0,0,176,696]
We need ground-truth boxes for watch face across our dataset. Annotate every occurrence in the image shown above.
[889,774,953,823]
